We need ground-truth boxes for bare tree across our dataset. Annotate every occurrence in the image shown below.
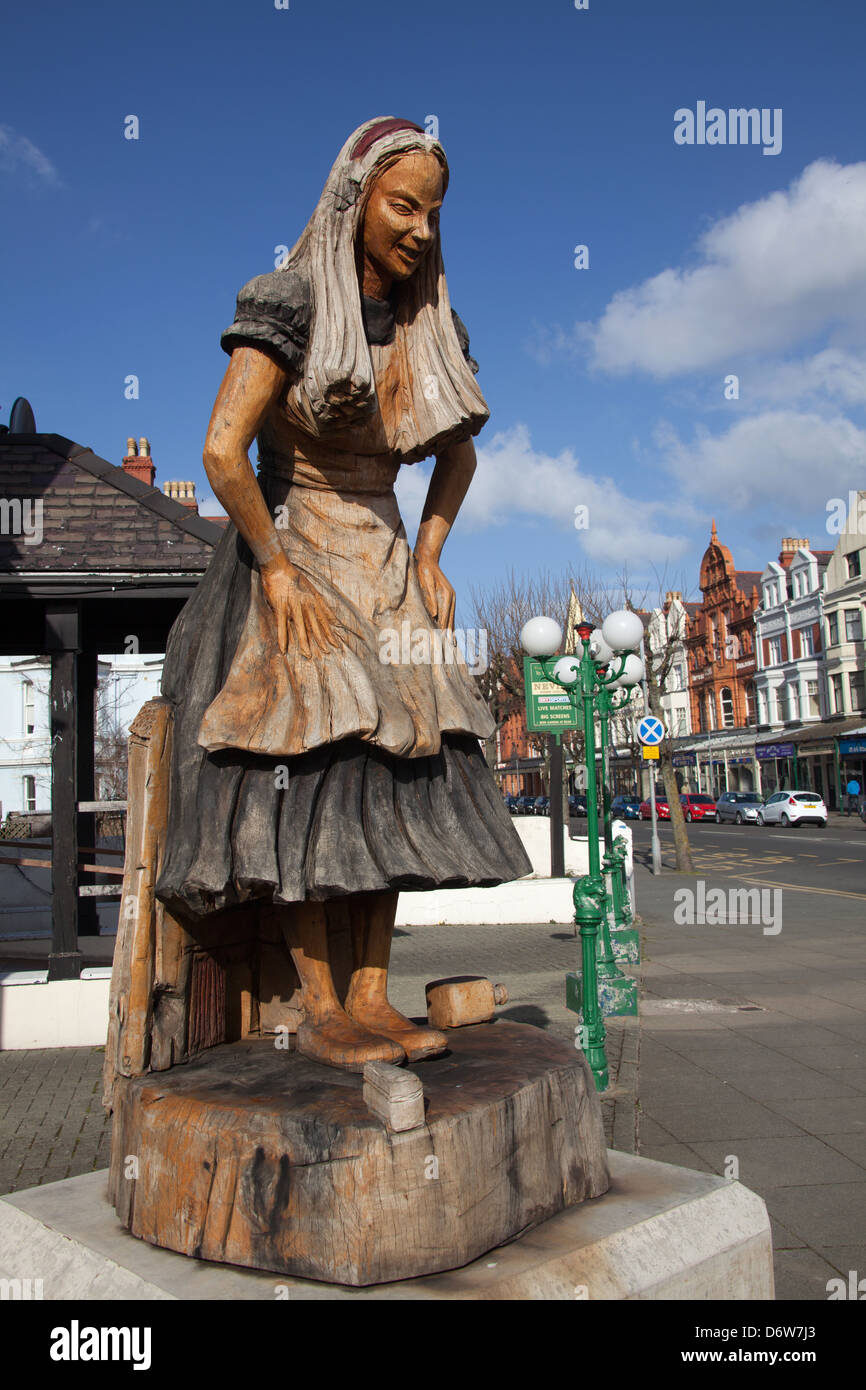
[94,670,139,801]
[466,566,611,786]
[622,572,695,874]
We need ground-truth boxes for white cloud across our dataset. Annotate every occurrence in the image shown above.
[657,410,866,511]
[395,423,692,566]
[580,159,866,378]
[0,126,61,187]
[745,348,866,409]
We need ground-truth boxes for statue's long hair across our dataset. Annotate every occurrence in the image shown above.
[280,117,489,464]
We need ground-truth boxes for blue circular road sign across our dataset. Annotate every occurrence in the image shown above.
[637,715,665,746]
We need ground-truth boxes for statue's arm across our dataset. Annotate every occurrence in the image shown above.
[414,437,477,632]
[203,346,338,657]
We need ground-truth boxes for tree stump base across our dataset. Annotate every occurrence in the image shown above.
[108,1020,609,1286]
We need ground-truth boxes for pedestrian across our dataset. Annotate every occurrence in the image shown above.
[845,777,861,816]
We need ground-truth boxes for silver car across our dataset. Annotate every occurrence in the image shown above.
[716,791,763,825]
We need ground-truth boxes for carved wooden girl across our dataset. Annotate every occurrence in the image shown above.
[154,117,531,1071]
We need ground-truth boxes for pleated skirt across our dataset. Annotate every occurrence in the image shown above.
[154,520,532,923]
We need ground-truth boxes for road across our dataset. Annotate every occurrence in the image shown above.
[628,817,866,899]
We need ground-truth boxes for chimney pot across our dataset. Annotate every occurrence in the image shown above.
[121,435,155,487]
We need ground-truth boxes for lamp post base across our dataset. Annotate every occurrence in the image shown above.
[566,968,638,1020]
[610,926,641,965]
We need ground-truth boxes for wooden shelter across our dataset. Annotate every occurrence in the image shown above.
[0,414,222,980]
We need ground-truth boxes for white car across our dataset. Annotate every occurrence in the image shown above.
[757,791,828,828]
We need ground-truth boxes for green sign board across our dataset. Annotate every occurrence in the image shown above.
[523,656,579,733]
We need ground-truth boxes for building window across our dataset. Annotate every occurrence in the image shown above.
[827,613,839,646]
[798,626,815,657]
[705,692,716,731]
[768,636,784,665]
[844,609,863,643]
[806,680,820,717]
[23,776,37,813]
[22,679,35,736]
[847,551,862,579]
[745,681,756,725]
[720,686,735,728]
[830,673,844,714]
[850,670,866,712]
[784,684,799,723]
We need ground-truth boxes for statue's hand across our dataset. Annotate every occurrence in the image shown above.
[415,551,456,632]
[260,555,339,658]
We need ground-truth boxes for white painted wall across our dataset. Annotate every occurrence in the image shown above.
[0,970,111,1049]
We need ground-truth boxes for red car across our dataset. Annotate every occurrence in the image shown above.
[680,793,718,823]
[639,798,669,820]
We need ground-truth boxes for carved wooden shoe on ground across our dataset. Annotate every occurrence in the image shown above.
[346,998,448,1061]
[296,1013,405,1071]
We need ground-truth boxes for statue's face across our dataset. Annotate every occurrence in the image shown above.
[362,151,444,286]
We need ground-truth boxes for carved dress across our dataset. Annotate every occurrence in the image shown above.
[155,270,532,920]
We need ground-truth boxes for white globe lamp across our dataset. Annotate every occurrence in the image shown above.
[552,655,580,686]
[601,609,645,654]
[589,628,614,665]
[610,653,645,688]
[520,616,563,657]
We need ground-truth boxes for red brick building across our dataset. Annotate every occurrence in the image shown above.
[686,522,761,732]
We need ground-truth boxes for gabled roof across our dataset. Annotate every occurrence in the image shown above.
[0,434,223,573]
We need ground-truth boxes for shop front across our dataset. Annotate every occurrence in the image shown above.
[838,733,866,811]
[755,741,797,794]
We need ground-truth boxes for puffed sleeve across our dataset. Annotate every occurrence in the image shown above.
[451,309,480,375]
[220,268,312,377]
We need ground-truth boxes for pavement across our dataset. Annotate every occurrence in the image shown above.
[628,817,866,1303]
[0,814,863,1301]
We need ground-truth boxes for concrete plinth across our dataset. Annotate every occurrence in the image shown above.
[0,1151,773,1300]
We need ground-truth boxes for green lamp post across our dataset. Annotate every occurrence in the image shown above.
[597,681,635,932]
[520,611,645,1091]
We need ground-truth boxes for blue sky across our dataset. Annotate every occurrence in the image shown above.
[2,0,865,619]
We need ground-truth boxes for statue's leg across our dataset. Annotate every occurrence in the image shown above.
[281,901,406,1070]
[345,891,448,1061]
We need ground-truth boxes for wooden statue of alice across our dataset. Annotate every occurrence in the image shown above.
[155,117,531,1072]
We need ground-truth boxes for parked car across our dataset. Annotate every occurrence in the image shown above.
[513,795,537,815]
[568,794,588,817]
[611,795,642,820]
[532,796,550,816]
[503,794,519,814]
[716,791,763,825]
[680,793,718,823]
[757,791,828,828]
[639,797,670,820]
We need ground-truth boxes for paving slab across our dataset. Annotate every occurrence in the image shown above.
[762,1183,866,1250]
[772,1248,848,1301]
[688,1136,866,1188]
